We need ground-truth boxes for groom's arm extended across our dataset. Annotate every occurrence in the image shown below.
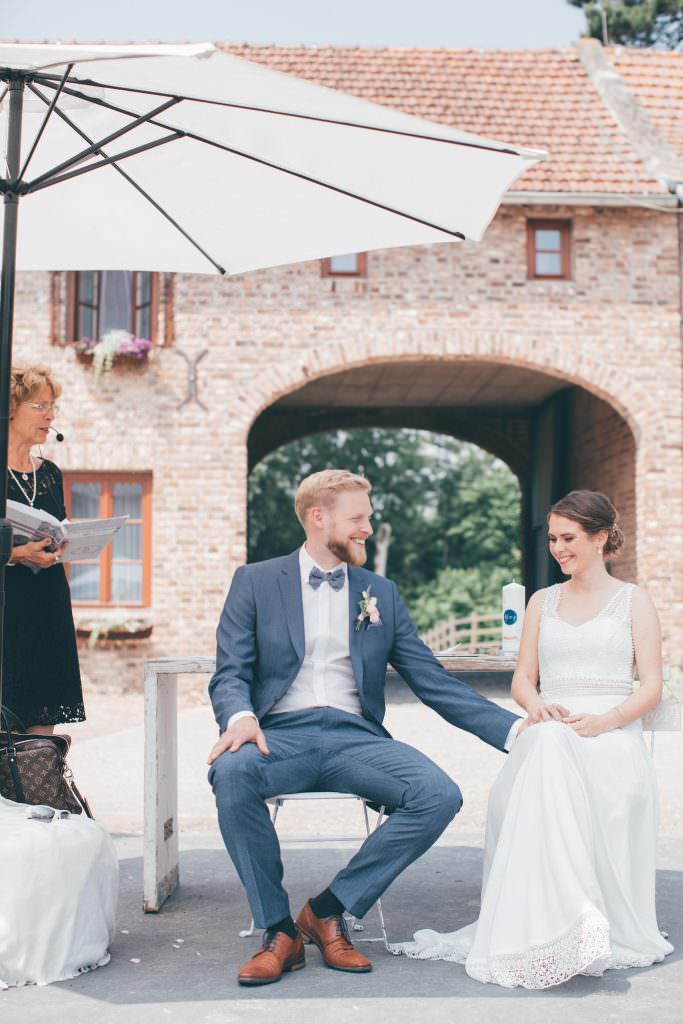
[387,582,520,752]
[208,566,259,733]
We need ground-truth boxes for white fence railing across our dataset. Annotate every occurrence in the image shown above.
[420,611,499,652]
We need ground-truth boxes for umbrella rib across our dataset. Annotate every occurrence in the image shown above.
[26,96,183,191]
[25,132,185,193]
[35,80,468,240]
[27,82,226,274]
[19,63,74,181]
[33,71,524,157]
[180,130,469,240]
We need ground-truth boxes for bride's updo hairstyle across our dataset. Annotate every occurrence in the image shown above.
[548,490,624,557]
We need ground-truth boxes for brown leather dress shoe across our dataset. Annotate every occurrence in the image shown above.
[237,929,306,986]
[296,900,372,973]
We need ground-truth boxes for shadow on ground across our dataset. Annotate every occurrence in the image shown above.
[4,842,681,1024]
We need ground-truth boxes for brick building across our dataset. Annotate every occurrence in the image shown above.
[11,39,683,689]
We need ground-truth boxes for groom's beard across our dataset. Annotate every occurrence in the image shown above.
[327,535,368,567]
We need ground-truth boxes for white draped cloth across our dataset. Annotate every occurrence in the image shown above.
[0,794,118,988]
[391,583,673,988]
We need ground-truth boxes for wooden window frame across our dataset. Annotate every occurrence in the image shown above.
[65,271,162,344]
[526,219,572,281]
[63,472,152,607]
[321,252,367,278]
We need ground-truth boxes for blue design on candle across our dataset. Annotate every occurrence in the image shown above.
[504,609,518,625]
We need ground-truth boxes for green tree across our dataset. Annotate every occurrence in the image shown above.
[569,1,683,48]
[248,428,440,571]
[408,565,514,633]
[248,429,521,626]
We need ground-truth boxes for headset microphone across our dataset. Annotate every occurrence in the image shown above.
[49,427,65,442]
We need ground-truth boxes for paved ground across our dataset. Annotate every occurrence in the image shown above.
[3,680,682,1023]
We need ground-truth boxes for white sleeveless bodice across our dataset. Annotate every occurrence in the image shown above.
[539,583,636,699]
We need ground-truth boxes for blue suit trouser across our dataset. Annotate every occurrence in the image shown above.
[208,707,462,929]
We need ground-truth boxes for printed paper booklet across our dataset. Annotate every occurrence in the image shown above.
[7,499,128,564]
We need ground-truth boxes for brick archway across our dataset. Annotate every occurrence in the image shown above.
[234,327,680,657]
[240,330,647,446]
[244,337,642,594]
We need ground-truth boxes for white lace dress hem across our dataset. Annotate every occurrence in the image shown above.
[390,908,667,989]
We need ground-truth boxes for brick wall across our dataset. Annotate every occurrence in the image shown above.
[10,203,683,692]
[568,388,637,582]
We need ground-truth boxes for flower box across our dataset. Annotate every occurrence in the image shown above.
[75,618,154,646]
[74,349,149,368]
[73,331,153,377]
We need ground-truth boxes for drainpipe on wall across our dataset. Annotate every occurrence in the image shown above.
[676,185,683,536]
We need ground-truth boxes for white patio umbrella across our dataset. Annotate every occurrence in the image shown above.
[0,41,545,706]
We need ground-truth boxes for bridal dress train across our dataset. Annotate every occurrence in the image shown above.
[392,583,673,988]
[0,794,118,989]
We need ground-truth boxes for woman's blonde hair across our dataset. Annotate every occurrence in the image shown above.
[10,364,62,417]
[294,469,371,527]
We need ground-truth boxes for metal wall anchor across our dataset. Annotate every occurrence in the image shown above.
[174,347,208,410]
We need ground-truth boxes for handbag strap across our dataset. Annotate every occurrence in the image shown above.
[1,705,27,733]
[0,708,26,803]
[69,776,94,819]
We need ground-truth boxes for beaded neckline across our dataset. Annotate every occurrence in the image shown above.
[554,583,631,629]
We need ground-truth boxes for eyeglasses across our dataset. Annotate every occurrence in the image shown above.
[28,805,70,822]
[26,402,60,414]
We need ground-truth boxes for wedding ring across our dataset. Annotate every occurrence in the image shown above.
[53,553,59,563]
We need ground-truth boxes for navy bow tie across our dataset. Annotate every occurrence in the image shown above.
[308,566,345,592]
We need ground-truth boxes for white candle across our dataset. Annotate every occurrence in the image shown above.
[502,582,525,654]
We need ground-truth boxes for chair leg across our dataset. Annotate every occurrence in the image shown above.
[372,805,389,949]
[376,895,389,950]
[351,801,389,947]
[239,800,281,937]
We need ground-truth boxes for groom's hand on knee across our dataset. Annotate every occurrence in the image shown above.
[207,717,270,764]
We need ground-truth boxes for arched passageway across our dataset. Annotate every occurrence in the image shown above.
[248,359,637,591]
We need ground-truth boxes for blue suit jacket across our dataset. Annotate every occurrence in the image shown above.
[209,550,519,752]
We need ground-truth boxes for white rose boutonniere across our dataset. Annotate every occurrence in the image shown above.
[355,586,382,631]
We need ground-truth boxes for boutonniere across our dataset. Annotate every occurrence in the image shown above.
[355,586,382,631]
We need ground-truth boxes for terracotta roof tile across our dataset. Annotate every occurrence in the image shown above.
[222,44,673,195]
[611,47,683,169]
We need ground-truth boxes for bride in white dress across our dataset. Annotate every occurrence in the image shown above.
[393,490,673,988]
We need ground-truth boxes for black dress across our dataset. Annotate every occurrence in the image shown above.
[3,459,85,726]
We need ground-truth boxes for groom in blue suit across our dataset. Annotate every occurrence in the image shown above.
[208,470,521,986]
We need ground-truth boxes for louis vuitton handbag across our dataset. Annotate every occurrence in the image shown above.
[0,707,93,817]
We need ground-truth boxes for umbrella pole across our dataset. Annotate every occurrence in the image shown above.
[0,73,25,712]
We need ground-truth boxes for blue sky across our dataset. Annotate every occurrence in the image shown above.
[4,0,587,49]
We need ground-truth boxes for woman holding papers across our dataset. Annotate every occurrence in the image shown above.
[4,365,84,733]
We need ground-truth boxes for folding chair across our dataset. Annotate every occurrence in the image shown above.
[238,791,389,948]
[642,667,681,755]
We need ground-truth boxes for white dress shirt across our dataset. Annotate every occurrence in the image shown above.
[227,545,362,727]
[227,545,519,749]
[268,545,362,717]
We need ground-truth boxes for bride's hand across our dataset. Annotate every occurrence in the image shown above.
[563,713,609,738]
[525,697,570,724]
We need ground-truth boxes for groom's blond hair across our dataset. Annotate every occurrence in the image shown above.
[294,470,371,527]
